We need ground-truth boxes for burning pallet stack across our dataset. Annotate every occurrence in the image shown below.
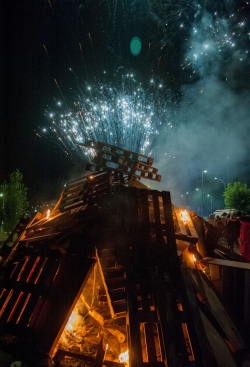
[0,141,248,367]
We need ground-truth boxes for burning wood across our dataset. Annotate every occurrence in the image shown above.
[52,255,128,366]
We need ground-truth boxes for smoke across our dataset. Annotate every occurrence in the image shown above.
[153,8,250,207]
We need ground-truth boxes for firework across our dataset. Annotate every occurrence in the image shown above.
[42,75,179,166]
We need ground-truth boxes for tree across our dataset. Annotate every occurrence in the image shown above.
[0,170,29,233]
[223,181,250,213]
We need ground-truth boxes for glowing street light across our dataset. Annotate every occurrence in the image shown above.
[214,177,226,191]
[207,194,213,214]
[0,193,4,209]
[201,170,207,216]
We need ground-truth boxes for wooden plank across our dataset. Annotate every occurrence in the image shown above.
[207,259,250,270]
[151,191,164,243]
[140,189,151,246]
[180,268,218,366]
[200,310,237,367]
[95,249,115,320]
[155,281,189,366]
[161,191,179,278]
[140,279,158,363]
[93,335,106,367]
[190,269,246,351]
[30,257,96,355]
[185,212,199,239]
[126,277,143,367]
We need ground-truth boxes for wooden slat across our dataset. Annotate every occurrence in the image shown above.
[161,191,179,279]
[126,285,143,367]
[180,268,218,366]
[140,189,151,246]
[190,269,246,351]
[151,191,164,243]
[155,282,190,366]
[207,259,250,270]
[200,310,237,367]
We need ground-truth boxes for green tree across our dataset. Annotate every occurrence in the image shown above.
[0,170,29,233]
[223,181,250,212]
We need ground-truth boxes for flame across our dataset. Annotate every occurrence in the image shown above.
[181,210,188,224]
[47,209,50,219]
[119,349,129,363]
[192,254,196,263]
[65,309,78,331]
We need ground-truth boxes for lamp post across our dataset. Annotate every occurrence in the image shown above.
[201,170,207,216]
[0,193,4,233]
[207,195,213,214]
[214,177,226,191]
[227,156,230,183]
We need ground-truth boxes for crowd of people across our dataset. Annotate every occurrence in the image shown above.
[207,211,250,260]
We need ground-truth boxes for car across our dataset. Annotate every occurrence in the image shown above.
[212,209,237,218]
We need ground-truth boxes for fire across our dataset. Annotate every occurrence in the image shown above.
[119,349,129,364]
[192,254,196,263]
[181,210,188,224]
[47,209,50,219]
[65,309,78,331]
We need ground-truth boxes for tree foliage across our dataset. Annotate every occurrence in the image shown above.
[223,181,250,212]
[0,170,29,233]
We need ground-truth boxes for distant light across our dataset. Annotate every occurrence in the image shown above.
[130,37,142,56]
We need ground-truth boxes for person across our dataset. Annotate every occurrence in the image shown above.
[221,212,228,226]
[226,213,241,251]
[208,214,217,227]
[216,216,224,237]
[239,216,250,260]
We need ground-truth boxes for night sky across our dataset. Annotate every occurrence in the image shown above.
[1,0,250,211]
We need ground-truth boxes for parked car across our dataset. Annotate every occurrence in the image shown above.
[212,209,237,218]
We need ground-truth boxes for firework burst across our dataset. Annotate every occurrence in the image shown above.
[42,75,179,166]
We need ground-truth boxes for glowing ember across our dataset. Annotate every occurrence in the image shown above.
[181,210,188,224]
[46,209,50,219]
[119,349,129,363]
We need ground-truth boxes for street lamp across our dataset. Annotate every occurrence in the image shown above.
[0,193,4,209]
[227,156,230,183]
[201,170,207,216]
[214,177,226,191]
[207,195,213,214]
[0,193,4,233]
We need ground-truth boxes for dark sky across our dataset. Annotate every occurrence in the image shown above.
[1,0,250,209]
